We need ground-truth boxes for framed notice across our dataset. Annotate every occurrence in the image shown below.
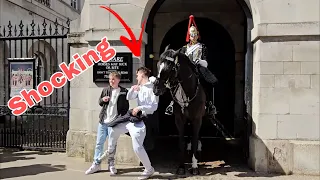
[93,52,133,83]
[8,58,36,97]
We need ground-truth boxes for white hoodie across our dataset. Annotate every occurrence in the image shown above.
[126,77,159,116]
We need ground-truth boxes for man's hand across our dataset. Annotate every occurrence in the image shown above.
[102,96,110,102]
[132,85,140,91]
[132,107,141,116]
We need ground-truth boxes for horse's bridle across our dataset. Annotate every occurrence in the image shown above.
[163,55,200,109]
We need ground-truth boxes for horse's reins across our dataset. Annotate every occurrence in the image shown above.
[164,56,200,111]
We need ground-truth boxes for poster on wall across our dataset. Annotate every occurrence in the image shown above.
[8,58,36,97]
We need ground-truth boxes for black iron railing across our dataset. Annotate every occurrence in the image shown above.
[0,18,70,152]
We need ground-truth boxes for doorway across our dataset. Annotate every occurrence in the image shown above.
[143,0,253,164]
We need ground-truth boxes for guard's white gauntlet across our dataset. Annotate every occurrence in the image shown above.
[196,59,208,68]
[149,76,157,84]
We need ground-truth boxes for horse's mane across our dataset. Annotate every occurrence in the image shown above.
[159,48,198,73]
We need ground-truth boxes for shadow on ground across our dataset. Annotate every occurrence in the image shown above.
[0,149,52,163]
[0,164,66,179]
[0,150,61,179]
[110,164,284,180]
[128,137,285,179]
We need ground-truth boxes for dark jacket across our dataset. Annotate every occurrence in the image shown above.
[105,109,144,127]
[98,85,129,123]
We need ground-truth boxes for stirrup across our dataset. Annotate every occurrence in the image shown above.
[165,101,174,115]
[206,101,217,117]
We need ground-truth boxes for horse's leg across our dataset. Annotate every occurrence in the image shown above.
[190,118,202,175]
[186,123,192,154]
[175,115,186,175]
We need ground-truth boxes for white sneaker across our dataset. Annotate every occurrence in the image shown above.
[138,167,155,180]
[109,166,117,175]
[85,163,101,175]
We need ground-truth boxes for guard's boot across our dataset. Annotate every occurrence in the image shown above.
[165,101,174,115]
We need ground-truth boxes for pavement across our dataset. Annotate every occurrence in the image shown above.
[0,149,318,180]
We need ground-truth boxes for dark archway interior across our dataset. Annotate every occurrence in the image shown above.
[158,18,236,138]
[144,0,253,166]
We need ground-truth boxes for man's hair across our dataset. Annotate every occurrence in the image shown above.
[109,71,121,79]
[137,67,151,77]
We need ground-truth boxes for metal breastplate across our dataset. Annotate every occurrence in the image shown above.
[185,43,202,62]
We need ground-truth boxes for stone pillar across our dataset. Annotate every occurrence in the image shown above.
[248,0,320,175]
[66,0,148,165]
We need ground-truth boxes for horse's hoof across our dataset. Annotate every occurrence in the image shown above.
[191,168,200,175]
[176,166,186,175]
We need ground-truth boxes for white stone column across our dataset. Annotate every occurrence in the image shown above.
[66,0,148,165]
[248,0,320,175]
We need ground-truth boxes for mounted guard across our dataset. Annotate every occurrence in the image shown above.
[165,15,218,120]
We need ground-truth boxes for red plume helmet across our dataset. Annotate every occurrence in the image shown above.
[186,15,200,42]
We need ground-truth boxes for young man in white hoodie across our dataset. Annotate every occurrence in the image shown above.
[104,67,159,180]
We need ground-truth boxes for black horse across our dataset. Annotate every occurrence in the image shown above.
[153,45,206,175]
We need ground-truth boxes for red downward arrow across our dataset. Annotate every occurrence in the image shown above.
[100,6,146,57]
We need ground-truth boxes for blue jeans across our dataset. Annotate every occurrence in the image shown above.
[93,122,110,165]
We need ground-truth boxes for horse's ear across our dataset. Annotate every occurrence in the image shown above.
[164,44,170,52]
[173,48,181,57]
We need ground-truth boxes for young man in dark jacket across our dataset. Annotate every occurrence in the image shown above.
[85,71,129,175]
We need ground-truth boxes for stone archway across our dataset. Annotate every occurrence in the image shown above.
[141,0,254,166]
[28,40,60,105]
[28,40,58,81]
[141,0,258,28]
[143,1,255,131]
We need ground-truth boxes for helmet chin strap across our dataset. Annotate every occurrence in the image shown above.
[190,39,198,45]
[189,36,198,44]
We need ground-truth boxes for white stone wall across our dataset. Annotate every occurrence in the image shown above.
[250,0,320,141]
[252,40,320,140]
[0,0,82,27]
[248,0,319,174]
[68,42,141,134]
[68,0,147,134]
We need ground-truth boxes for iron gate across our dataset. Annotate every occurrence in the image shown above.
[0,18,70,152]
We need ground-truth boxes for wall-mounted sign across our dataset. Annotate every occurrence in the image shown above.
[93,52,133,83]
[8,58,36,97]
